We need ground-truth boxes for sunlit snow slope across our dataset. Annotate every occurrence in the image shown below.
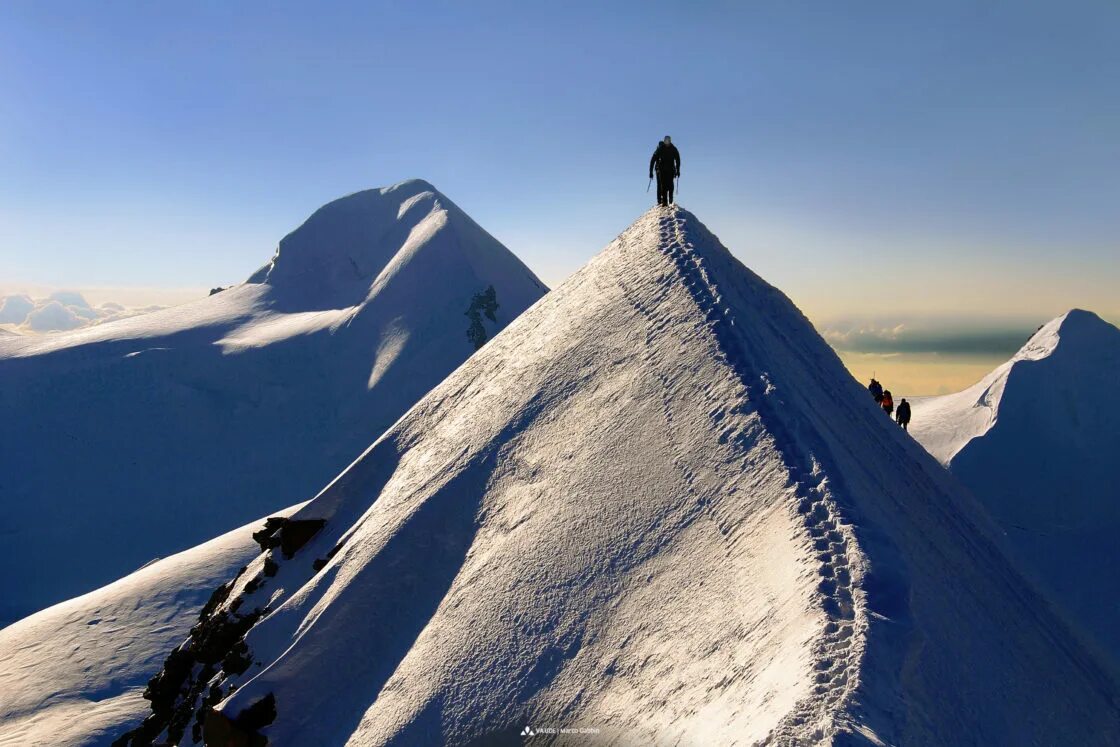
[119,207,1119,746]
[911,310,1120,664]
[0,179,546,623]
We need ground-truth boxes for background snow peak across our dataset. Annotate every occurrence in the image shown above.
[0,180,546,623]
[911,308,1120,666]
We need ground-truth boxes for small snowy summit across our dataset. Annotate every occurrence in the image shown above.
[116,207,1118,746]
[911,309,1120,664]
[0,179,546,622]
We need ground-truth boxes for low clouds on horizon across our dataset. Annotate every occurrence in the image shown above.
[2,290,1091,361]
[818,316,1040,358]
[0,291,167,334]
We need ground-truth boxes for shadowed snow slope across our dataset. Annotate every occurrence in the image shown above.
[118,207,1118,746]
[0,179,546,623]
[910,310,1120,665]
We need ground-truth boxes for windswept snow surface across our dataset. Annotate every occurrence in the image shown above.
[122,207,1118,746]
[0,179,546,623]
[0,506,301,747]
[910,310,1120,665]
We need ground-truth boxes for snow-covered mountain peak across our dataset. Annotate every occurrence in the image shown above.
[910,309,1120,664]
[114,206,1119,747]
[0,180,546,626]
[1021,307,1120,362]
[248,179,527,312]
[912,308,1120,465]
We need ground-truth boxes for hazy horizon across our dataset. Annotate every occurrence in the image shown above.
[4,269,1111,397]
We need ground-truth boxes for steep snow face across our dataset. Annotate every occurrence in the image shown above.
[121,208,1118,746]
[0,180,546,623]
[911,310,1120,663]
[0,506,301,747]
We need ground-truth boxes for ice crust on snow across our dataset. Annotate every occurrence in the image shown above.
[0,179,546,622]
[118,207,1119,746]
[911,309,1120,666]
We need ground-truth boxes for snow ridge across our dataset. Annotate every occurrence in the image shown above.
[644,211,867,741]
[101,206,1120,746]
[118,206,867,745]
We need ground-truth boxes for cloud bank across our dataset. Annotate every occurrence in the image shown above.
[0,291,168,334]
[818,316,1035,357]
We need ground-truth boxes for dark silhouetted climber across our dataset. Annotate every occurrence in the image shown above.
[649,135,680,207]
[896,398,911,431]
[881,390,894,417]
[868,378,884,404]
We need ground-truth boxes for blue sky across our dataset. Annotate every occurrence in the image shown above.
[1,1,1117,343]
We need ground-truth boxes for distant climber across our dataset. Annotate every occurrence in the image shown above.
[881,390,894,417]
[896,398,911,431]
[649,135,681,207]
[868,378,884,404]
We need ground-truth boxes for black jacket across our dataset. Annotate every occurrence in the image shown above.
[650,142,680,178]
[896,401,911,423]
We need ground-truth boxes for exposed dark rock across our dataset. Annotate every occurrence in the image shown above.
[148,646,193,714]
[199,562,255,623]
[312,536,348,572]
[193,680,228,743]
[111,643,195,745]
[198,582,232,622]
[243,574,264,595]
[465,285,500,350]
[208,286,227,296]
[116,520,305,745]
[252,517,288,553]
[202,693,276,747]
[279,519,326,558]
[222,639,253,676]
[194,609,264,666]
[166,663,215,744]
[237,693,278,732]
[115,604,266,746]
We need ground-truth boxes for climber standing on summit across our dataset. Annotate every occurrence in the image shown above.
[649,135,681,207]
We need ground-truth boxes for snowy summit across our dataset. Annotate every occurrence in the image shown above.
[0,179,546,623]
[910,309,1120,665]
[107,207,1118,746]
